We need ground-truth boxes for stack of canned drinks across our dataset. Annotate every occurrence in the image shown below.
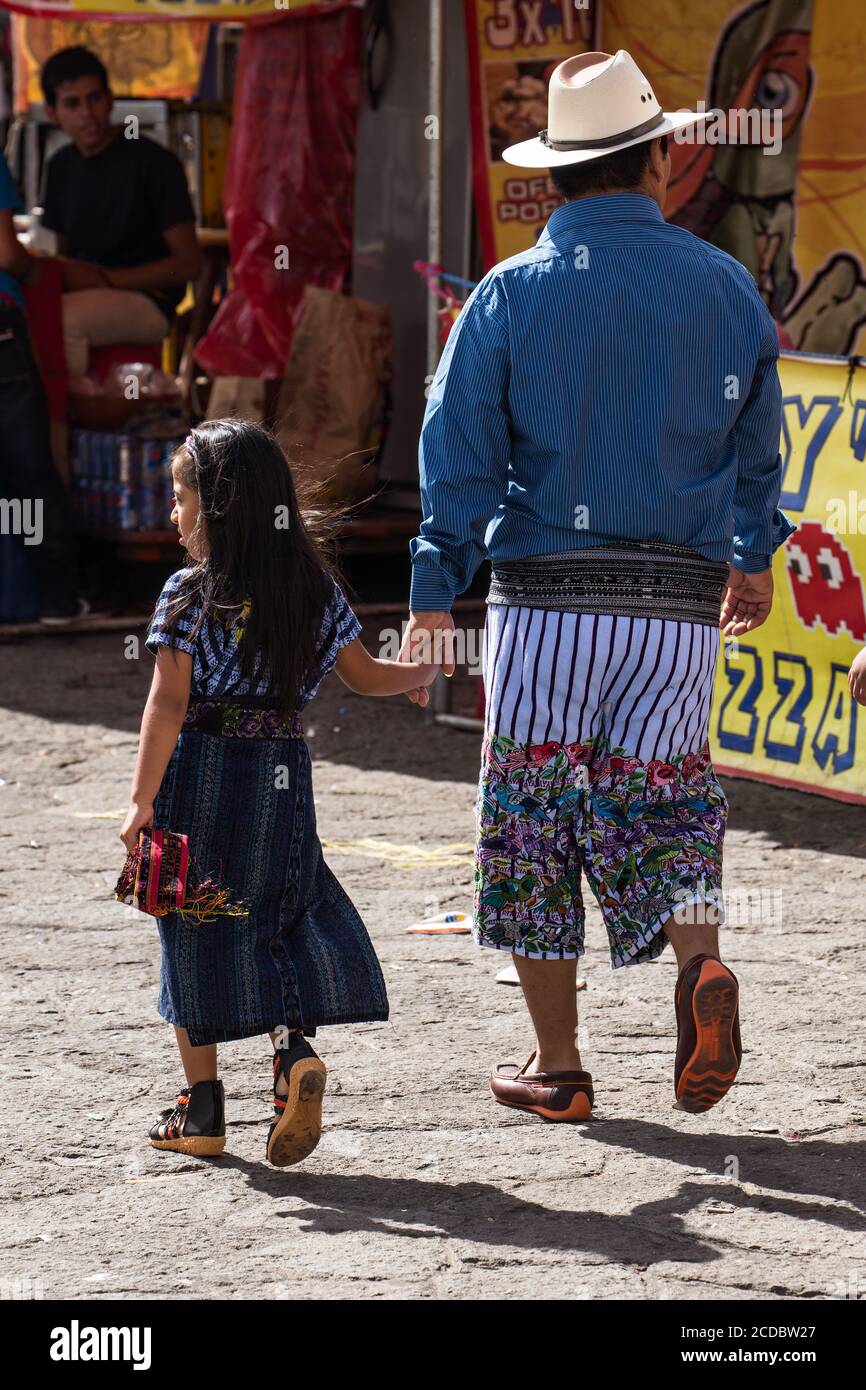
[70,432,187,532]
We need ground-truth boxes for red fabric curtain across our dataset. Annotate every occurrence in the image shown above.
[195,6,362,379]
[23,257,67,424]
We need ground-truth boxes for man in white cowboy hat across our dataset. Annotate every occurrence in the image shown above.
[403,51,794,1121]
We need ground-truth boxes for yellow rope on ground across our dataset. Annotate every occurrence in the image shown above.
[321,838,474,869]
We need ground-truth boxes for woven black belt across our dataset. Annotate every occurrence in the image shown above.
[182,698,303,739]
[487,542,729,626]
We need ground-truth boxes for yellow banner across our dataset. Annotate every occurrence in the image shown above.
[471,1,866,354]
[12,13,209,110]
[1,0,344,23]
[604,0,866,358]
[713,353,866,802]
[465,0,599,267]
[786,0,866,356]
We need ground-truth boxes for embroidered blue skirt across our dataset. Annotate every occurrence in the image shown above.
[152,697,389,1046]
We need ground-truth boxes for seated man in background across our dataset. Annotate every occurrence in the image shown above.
[0,150,82,620]
[40,45,203,382]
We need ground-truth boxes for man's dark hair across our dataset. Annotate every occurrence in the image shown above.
[41,47,109,107]
[550,134,668,200]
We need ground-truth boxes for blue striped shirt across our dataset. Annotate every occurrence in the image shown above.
[146,569,361,708]
[409,192,794,612]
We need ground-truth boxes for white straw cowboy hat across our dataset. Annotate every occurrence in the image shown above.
[502,49,711,168]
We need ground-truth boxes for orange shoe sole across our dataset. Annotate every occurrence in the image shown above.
[491,1090,593,1123]
[267,1058,327,1166]
[150,1134,226,1156]
[676,958,740,1113]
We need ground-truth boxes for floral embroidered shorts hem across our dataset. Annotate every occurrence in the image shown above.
[474,605,728,968]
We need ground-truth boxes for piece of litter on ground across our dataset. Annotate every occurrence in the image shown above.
[496,962,586,989]
[749,1125,779,1134]
[86,1114,106,1122]
[706,1201,736,1214]
[406,922,471,934]
[406,911,469,934]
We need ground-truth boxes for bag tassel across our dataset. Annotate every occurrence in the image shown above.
[178,877,250,924]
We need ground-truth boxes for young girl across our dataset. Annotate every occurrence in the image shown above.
[120,419,437,1167]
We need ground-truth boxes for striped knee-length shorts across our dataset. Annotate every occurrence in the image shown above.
[473,606,728,967]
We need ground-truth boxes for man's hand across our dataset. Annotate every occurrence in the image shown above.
[60,258,108,292]
[720,565,774,636]
[398,610,455,706]
[848,647,866,706]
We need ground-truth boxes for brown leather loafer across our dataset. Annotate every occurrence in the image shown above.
[490,1052,593,1122]
[674,953,741,1113]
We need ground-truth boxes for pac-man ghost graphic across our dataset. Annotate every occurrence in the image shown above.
[785,521,866,641]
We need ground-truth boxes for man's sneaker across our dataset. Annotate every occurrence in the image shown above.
[674,954,741,1112]
[266,1035,327,1167]
[148,1079,226,1156]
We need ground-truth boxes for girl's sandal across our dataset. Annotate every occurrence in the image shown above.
[148,1079,226,1156]
[156,1086,190,1125]
[266,1036,327,1167]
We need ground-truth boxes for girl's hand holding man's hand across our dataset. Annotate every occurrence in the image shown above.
[399,611,456,707]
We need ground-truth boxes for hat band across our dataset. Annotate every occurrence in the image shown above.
[540,109,666,152]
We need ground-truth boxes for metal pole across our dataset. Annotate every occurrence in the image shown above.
[425,0,448,722]
[427,0,443,378]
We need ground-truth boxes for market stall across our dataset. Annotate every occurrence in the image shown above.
[0,0,418,611]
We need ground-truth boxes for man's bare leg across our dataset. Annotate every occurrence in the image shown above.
[511,954,584,1074]
[663,899,722,968]
[512,900,723,1071]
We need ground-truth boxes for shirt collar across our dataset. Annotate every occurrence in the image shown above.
[538,192,665,245]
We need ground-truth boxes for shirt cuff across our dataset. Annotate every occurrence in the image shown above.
[732,510,798,573]
[771,508,798,550]
[731,550,772,574]
[409,564,456,613]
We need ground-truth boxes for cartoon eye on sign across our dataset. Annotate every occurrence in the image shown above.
[785,521,866,642]
[787,543,812,585]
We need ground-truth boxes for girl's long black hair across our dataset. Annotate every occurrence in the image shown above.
[163,419,349,720]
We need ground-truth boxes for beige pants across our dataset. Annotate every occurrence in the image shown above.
[62,288,170,379]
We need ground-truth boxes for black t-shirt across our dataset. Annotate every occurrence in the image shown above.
[42,130,196,319]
